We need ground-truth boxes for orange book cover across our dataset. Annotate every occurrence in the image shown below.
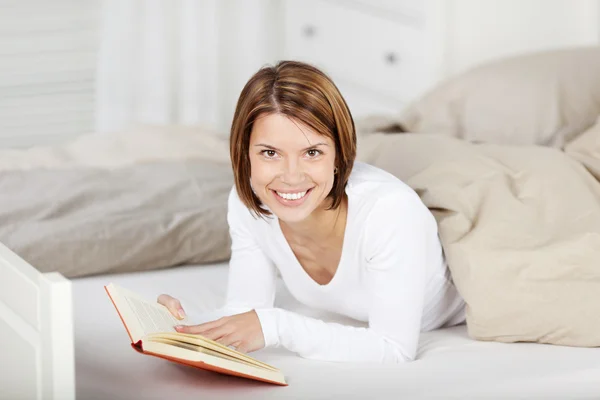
[104,285,288,386]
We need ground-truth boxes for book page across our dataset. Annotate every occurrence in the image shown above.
[150,337,262,369]
[146,332,279,371]
[123,294,183,335]
[105,283,187,342]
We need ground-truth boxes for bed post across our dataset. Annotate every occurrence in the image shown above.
[40,272,75,400]
[0,242,75,400]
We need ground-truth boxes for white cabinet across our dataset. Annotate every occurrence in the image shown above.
[282,0,438,120]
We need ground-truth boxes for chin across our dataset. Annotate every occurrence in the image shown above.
[275,208,313,224]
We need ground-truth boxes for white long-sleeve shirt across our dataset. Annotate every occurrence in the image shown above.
[217,161,465,363]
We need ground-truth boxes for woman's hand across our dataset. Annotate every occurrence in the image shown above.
[175,311,265,354]
[157,293,187,320]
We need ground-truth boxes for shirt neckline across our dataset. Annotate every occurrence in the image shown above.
[273,189,352,290]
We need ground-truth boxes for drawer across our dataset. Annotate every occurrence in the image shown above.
[334,0,426,22]
[283,0,429,103]
[333,78,405,121]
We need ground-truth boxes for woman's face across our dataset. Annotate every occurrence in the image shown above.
[249,113,337,224]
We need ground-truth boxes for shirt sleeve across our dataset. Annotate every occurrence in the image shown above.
[195,187,278,324]
[255,193,436,363]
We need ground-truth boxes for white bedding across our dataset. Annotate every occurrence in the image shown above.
[73,263,600,399]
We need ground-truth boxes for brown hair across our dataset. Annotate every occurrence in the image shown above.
[230,60,357,218]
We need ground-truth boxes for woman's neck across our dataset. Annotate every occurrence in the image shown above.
[280,195,348,243]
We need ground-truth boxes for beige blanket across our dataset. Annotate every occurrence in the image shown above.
[0,160,233,278]
[357,117,600,347]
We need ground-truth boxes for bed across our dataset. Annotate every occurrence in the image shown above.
[73,263,600,400]
[3,243,600,400]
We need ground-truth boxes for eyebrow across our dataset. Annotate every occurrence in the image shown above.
[254,142,329,152]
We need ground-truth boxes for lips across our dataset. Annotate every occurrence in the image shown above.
[271,188,313,206]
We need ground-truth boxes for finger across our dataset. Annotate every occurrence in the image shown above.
[235,342,248,353]
[157,294,186,319]
[175,324,204,334]
[227,340,242,352]
[175,320,228,336]
[176,316,226,334]
[156,294,173,307]
[216,334,240,348]
[200,325,232,341]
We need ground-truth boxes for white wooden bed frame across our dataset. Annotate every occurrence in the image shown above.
[0,241,75,400]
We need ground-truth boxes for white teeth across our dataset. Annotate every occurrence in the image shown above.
[276,190,308,200]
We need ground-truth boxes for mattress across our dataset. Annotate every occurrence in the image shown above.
[73,262,600,399]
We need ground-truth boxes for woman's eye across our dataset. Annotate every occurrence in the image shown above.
[262,150,277,158]
[306,149,321,158]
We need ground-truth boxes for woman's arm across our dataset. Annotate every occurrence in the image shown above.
[195,187,278,322]
[224,186,278,310]
[255,194,436,363]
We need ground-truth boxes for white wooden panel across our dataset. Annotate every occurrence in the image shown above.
[0,317,38,400]
[0,242,74,400]
[325,0,426,23]
[0,247,40,330]
[41,274,75,400]
[334,78,405,120]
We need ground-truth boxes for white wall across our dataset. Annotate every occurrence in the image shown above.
[441,0,600,77]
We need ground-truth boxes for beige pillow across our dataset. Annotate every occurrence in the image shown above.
[400,47,600,148]
[565,115,600,180]
[0,160,233,278]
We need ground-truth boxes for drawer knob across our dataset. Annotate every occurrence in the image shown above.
[385,52,399,65]
[302,25,317,38]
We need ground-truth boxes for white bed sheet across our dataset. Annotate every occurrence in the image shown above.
[73,262,600,399]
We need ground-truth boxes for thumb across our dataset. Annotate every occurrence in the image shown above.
[157,294,186,320]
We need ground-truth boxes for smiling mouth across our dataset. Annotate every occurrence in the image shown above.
[271,188,314,202]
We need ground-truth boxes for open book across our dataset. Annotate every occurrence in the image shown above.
[104,283,287,386]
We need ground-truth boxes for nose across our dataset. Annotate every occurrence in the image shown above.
[281,158,306,186]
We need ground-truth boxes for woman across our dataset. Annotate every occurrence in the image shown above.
[158,61,465,363]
